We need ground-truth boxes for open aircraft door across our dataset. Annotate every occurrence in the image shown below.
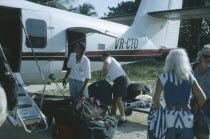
[20,9,52,83]
[63,27,117,70]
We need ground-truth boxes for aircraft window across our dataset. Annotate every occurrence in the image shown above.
[26,19,47,48]
[98,44,105,50]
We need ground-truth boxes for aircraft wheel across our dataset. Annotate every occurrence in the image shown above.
[125,109,132,116]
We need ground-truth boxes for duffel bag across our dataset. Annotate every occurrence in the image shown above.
[127,83,150,100]
[79,114,118,139]
[73,97,104,122]
[88,80,112,106]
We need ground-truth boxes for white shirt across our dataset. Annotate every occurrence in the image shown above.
[105,56,125,81]
[67,53,91,81]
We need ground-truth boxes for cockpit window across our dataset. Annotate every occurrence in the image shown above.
[26,19,47,48]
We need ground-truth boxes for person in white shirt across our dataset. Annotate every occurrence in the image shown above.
[101,53,128,126]
[63,42,91,98]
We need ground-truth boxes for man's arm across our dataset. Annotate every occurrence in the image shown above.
[101,60,109,76]
[63,68,71,87]
[102,61,109,71]
[81,79,89,92]
[80,59,91,93]
[64,68,71,79]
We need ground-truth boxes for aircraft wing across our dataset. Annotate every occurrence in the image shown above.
[148,6,210,20]
[66,27,117,38]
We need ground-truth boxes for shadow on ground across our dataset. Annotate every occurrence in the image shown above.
[0,120,51,139]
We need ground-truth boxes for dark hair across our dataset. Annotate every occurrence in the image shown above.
[102,53,110,58]
[77,42,86,54]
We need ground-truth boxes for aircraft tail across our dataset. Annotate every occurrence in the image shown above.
[126,0,183,49]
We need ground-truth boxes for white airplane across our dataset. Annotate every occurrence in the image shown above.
[0,0,210,132]
[0,0,185,84]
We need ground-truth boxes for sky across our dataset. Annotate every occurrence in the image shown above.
[71,0,134,17]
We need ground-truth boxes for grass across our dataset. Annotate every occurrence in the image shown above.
[122,58,164,81]
[91,58,164,82]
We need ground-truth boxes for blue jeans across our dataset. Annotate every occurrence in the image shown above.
[69,79,88,98]
[165,108,194,139]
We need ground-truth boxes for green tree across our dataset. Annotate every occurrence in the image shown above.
[26,0,71,10]
[69,3,98,17]
[106,0,210,60]
[106,0,141,17]
[178,0,210,60]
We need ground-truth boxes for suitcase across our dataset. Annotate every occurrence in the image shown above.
[52,106,80,139]
[52,124,77,139]
[88,80,112,106]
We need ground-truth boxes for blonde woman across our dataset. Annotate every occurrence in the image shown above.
[153,48,206,139]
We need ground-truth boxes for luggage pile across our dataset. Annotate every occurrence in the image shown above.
[127,100,151,108]
[50,97,118,139]
[124,83,152,116]
[34,78,118,139]
[73,97,118,139]
[126,83,150,101]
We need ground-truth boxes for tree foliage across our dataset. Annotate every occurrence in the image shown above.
[26,0,71,10]
[106,0,141,17]
[69,3,98,17]
[179,0,210,60]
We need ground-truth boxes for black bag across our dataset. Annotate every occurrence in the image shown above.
[0,48,18,111]
[73,97,104,122]
[194,109,210,138]
[192,97,210,138]
[88,80,112,105]
[79,115,118,139]
[127,83,150,100]
[201,98,210,121]
[33,94,73,124]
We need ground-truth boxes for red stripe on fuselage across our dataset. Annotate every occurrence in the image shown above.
[21,49,173,57]
[22,52,65,56]
[86,49,172,56]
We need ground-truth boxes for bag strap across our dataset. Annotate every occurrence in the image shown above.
[97,74,107,81]
[193,96,201,110]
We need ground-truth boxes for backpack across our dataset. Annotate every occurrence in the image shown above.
[79,114,118,139]
[127,83,150,100]
[194,108,210,139]
[88,80,112,105]
[73,97,104,122]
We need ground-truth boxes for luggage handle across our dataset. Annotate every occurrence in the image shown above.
[97,74,109,81]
